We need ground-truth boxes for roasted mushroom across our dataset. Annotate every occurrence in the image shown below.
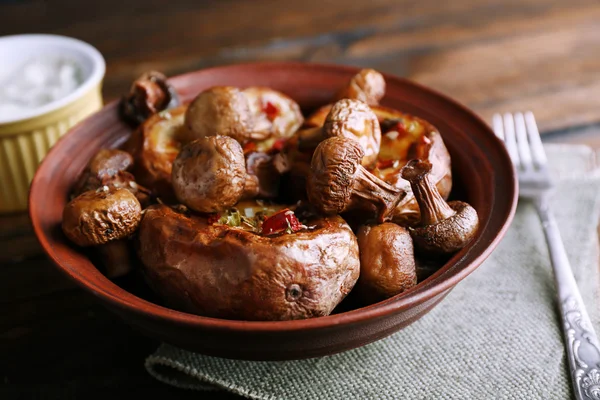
[172,136,247,213]
[335,68,386,106]
[301,69,386,129]
[183,86,263,144]
[62,186,142,247]
[73,149,132,193]
[355,223,417,303]
[298,99,381,167]
[69,149,148,278]
[137,203,360,320]
[307,137,405,223]
[120,71,180,126]
[244,151,280,199]
[401,159,478,255]
[73,148,150,206]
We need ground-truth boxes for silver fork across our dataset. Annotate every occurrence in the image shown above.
[493,112,600,400]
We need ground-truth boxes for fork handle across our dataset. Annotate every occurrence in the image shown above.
[535,197,600,400]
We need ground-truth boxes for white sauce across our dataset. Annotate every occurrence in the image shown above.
[0,56,83,120]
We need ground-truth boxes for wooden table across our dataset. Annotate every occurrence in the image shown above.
[2,0,600,398]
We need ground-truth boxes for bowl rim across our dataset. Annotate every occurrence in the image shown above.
[0,34,106,126]
[29,61,518,333]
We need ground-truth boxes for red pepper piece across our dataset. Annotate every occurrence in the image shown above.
[261,208,302,235]
[376,159,396,169]
[394,121,407,134]
[243,142,257,154]
[270,139,287,153]
[263,101,279,121]
[382,120,407,135]
[207,213,221,224]
[413,135,432,160]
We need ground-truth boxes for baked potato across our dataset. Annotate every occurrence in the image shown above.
[137,203,360,320]
[243,86,304,142]
[303,104,452,225]
[125,105,187,202]
[183,86,303,145]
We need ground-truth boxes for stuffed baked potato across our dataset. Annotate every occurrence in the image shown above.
[61,67,479,321]
[138,203,359,320]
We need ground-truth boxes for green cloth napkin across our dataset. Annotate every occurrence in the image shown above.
[145,144,600,399]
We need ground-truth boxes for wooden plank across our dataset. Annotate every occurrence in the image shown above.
[0,212,31,239]
[2,0,600,132]
[0,256,76,303]
[0,294,238,399]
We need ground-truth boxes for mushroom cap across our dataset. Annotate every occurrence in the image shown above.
[73,149,134,195]
[335,69,386,106]
[245,151,280,199]
[184,86,254,144]
[172,135,246,213]
[400,159,432,182]
[88,149,133,178]
[307,136,364,214]
[120,70,180,125]
[62,187,142,247]
[356,223,417,302]
[411,200,479,255]
[324,99,381,167]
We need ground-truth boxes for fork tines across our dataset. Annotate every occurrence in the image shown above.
[492,112,548,171]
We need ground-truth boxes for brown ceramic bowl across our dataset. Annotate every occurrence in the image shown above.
[29,62,517,361]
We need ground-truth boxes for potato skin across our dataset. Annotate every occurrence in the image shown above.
[137,205,360,321]
[125,106,186,201]
[355,223,416,303]
[373,106,452,224]
[243,87,304,140]
[62,187,142,247]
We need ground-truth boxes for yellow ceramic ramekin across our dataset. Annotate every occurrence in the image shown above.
[0,34,105,213]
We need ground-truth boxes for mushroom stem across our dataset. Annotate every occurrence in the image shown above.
[352,166,404,223]
[120,71,179,126]
[401,159,479,255]
[297,99,381,168]
[242,174,260,199]
[307,136,405,223]
[401,159,455,226]
[297,126,325,150]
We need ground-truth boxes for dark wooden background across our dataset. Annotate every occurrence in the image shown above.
[2,0,600,398]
